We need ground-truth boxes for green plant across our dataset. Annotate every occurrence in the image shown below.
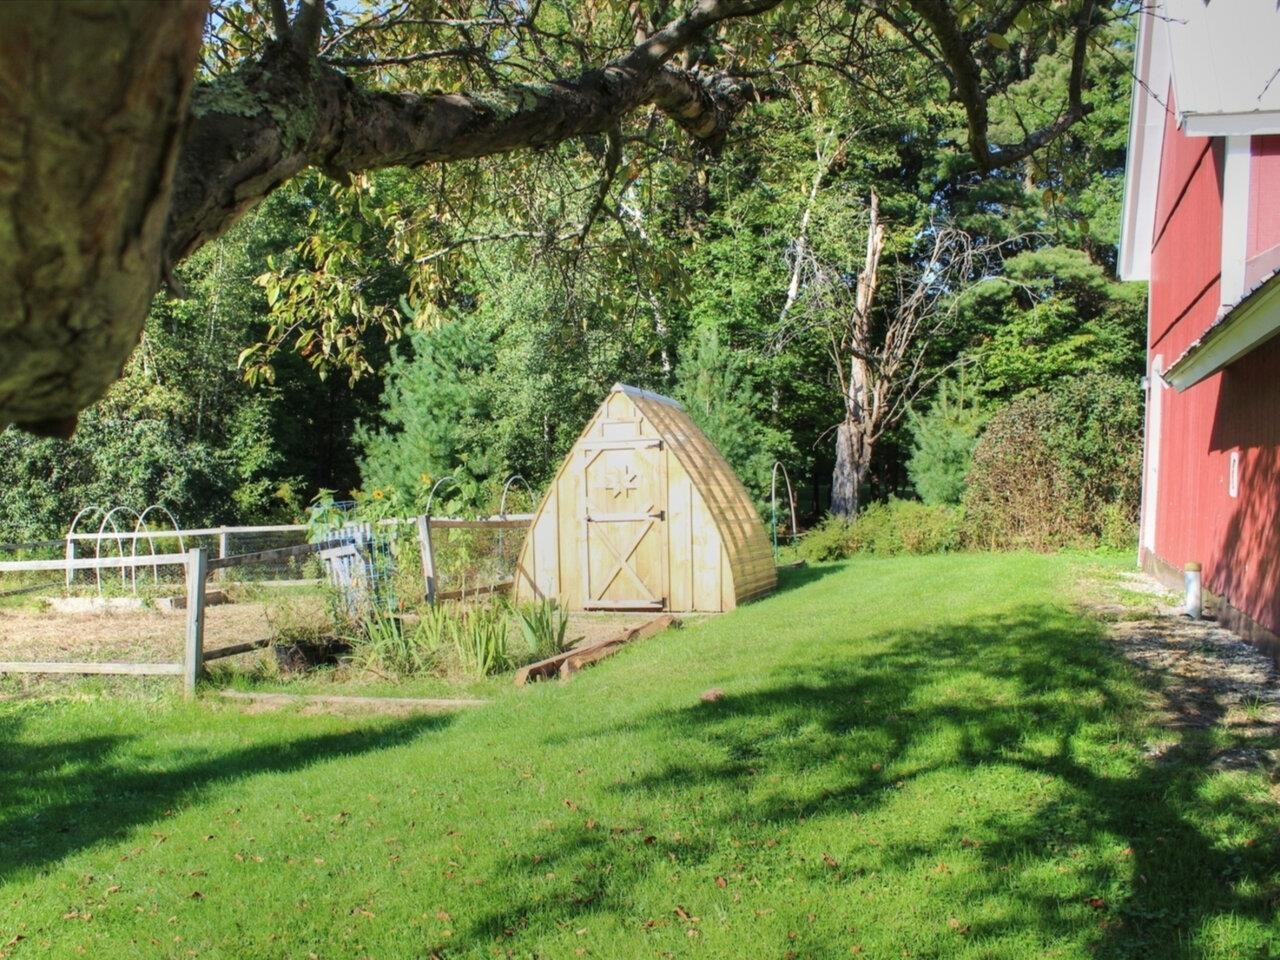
[795,515,857,562]
[513,598,570,661]
[451,602,509,677]
[1099,501,1136,551]
[906,372,988,506]
[963,373,1142,551]
[353,612,412,674]
[797,500,963,562]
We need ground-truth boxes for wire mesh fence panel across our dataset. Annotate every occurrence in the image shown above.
[216,529,315,583]
[428,524,524,601]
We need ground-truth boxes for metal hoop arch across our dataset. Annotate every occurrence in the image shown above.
[425,474,458,518]
[499,475,534,517]
[96,506,141,596]
[770,462,799,559]
[132,505,185,589]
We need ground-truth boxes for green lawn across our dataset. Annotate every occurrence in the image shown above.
[2,553,1278,959]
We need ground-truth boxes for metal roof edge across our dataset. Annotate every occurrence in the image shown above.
[612,383,684,409]
[1163,269,1280,390]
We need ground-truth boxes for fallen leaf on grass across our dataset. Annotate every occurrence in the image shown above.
[700,688,724,703]
[1084,897,1107,911]
[715,876,727,888]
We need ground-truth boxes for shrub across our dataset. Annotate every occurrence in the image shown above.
[907,373,988,506]
[795,515,858,562]
[797,500,963,561]
[962,373,1141,550]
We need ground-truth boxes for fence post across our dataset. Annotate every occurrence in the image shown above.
[416,514,436,605]
[183,547,208,697]
[216,528,229,582]
[64,537,75,589]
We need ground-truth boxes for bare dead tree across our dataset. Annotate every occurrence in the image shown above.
[791,195,993,517]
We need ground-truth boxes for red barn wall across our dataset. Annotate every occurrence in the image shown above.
[1146,96,1280,635]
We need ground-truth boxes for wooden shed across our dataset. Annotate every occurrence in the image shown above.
[514,384,776,613]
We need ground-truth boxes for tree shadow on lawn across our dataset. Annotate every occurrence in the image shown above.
[0,709,449,884]
[463,604,1280,957]
[770,561,847,596]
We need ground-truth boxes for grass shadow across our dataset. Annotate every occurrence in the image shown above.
[462,603,1280,957]
[0,707,450,884]
[768,560,849,596]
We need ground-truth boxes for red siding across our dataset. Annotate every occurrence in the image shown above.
[1145,97,1280,635]
[1248,135,1280,258]
[1245,136,1280,288]
[1149,91,1222,351]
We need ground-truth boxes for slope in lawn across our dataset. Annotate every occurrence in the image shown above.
[1,553,1278,959]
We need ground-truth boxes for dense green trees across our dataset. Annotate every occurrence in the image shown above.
[0,3,1147,545]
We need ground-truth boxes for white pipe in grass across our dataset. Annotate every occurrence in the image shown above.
[1184,562,1203,619]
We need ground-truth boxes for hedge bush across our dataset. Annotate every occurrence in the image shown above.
[796,500,963,562]
[962,373,1141,550]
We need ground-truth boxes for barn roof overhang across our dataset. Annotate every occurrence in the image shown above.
[1119,0,1280,282]
[1162,269,1280,390]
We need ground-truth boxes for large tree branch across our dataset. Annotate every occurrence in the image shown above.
[897,0,1097,171]
[167,0,779,265]
[0,0,779,433]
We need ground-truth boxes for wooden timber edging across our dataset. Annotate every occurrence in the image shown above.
[513,614,677,685]
[218,690,487,713]
[434,578,513,603]
[202,637,272,662]
[0,660,183,676]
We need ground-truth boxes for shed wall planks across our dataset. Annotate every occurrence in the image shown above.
[514,384,776,613]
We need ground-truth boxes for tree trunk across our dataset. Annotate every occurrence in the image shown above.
[829,192,882,518]
[0,1,205,435]
[831,418,873,518]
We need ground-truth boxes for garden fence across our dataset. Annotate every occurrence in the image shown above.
[0,514,532,695]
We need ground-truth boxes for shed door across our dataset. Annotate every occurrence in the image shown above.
[581,438,667,610]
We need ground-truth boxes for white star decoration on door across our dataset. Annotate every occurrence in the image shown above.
[605,463,639,499]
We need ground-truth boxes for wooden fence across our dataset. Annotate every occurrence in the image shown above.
[0,514,532,696]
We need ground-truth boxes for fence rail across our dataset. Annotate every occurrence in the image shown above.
[0,513,533,695]
[0,553,189,573]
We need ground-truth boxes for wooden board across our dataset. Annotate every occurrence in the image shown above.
[0,660,183,676]
[218,691,486,712]
[558,615,676,679]
[513,614,676,685]
[201,638,271,662]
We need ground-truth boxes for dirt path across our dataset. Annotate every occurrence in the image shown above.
[1083,569,1280,782]
[0,601,284,664]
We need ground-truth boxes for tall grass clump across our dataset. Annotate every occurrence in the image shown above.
[513,599,570,660]
[451,602,508,677]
